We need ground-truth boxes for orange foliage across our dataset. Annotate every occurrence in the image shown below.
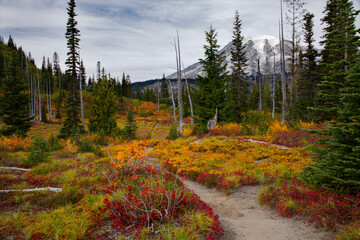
[181,125,193,138]
[266,119,289,143]
[298,120,317,130]
[0,135,33,152]
[59,139,78,155]
[212,123,243,136]
[139,102,157,112]
[110,140,149,168]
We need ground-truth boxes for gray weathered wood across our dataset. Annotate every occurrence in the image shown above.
[0,167,30,171]
[0,187,62,193]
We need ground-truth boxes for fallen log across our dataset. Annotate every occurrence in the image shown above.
[152,123,159,139]
[0,187,62,193]
[255,158,269,164]
[0,167,30,171]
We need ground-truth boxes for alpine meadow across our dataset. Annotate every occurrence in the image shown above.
[1,0,360,239]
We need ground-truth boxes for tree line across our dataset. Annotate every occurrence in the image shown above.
[0,0,359,192]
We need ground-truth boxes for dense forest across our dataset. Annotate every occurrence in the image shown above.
[0,0,359,239]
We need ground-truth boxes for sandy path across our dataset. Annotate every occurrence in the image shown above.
[182,180,334,240]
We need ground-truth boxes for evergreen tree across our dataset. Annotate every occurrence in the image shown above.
[230,10,249,122]
[135,86,143,101]
[88,78,118,135]
[79,60,86,88]
[126,74,132,98]
[144,86,156,103]
[182,84,190,117]
[303,61,360,194]
[7,35,16,49]
[87,76,94,92]
[124,107,137,140]
[290,12,319,121]
[160,74,170,105]
[53,52,61,78]
[121,72,128,98]
[59,0,83,138]
[114,77,122,99]
[0,54,32,136]
[193,26,229,131]
[313,0,359,122]
[248,80,259,110]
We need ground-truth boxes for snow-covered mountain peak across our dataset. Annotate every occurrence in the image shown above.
[167,35,291,79]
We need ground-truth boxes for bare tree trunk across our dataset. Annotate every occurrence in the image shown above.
[157,80,160,113]
[37,71,42,123]
[79,69,85,131]
[175,31,184,133]
[257,58,262,111]
[30,69,35,120]
[168,79,178,128]
[280,0,287,124]
[183,71,194,126]
[290,1,295,107]
[46,78,50,121]
[272,53,276,118]
[26,60,32,117]
[49,78,53,121]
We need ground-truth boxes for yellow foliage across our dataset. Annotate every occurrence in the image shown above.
[59,139,78,154]
[213,123,242,136]
[181,125,193,138]
[149,136,312,183]
[0,136,32,152]
[298,120,317,130]
[266,119,289,143]
[139,102,157,112]
[111,140,148,168]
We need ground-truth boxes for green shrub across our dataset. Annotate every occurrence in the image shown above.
[24,137,50,167]
[73,135,103,156]
[124,107,138,140]
[48,134,61,151]
[241,111,273,135]
[166,122,179,140]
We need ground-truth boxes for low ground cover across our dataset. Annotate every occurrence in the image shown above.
[0,126,223,239]
[149,135,312,193]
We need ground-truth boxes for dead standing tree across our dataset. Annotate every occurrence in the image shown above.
[182,62,194,126]
[174,31,184,133]
[280,0,287,124]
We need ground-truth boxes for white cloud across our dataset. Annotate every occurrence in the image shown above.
[0,0,359,82]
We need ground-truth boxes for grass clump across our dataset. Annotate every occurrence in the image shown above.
[32,206,92,239]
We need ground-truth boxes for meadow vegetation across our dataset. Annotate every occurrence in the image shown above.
[1,103,359,239]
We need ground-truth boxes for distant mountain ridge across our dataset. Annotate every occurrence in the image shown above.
[167,35,292,79]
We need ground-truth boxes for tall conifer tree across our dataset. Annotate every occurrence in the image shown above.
[313,0,359,122]
[59,0,82,138]
[230,10,249,122]
[193,26,229,131]
[0,54,32,136]
[290,12,319,121]
[304,61,360,194]
[88,78,118,135]
[160,74,170,105]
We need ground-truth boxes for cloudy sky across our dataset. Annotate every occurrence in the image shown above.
[1,0,359,82]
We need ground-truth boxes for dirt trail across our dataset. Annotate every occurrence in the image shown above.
[149,138,334,239]
[182,180,334,240]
